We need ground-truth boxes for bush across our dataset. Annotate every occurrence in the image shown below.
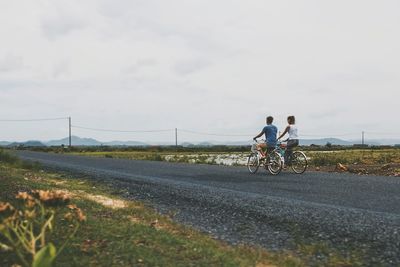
[0,149,20,165]
[0,149,41,170]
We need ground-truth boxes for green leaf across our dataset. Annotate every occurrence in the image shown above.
[32,243,57,267]
[0,242,13,252]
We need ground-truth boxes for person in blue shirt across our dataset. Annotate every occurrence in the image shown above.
[253,116,278,159]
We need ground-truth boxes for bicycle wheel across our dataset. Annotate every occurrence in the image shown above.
[291,151,308,174]
[266,151,283,175]
[247,153,260,173]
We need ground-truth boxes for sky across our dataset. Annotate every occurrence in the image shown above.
[1,0,399,144]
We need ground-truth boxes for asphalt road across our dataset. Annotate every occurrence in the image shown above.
[16,150,400,266]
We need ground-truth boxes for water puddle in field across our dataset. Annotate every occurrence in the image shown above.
[164,153,248,166]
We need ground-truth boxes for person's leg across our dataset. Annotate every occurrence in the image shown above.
[257,143,267,158]
[266,146,274,161]
[285,139,298,165]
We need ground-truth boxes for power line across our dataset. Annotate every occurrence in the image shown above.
[1,117,399,142]
[72,126,399,138]
[72,125,174,133]
[364,131,400,136]
[179,129,251,137]
[0,117,69,122]
[301,132,360,137]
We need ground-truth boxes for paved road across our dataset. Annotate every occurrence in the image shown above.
[17,151,400,266]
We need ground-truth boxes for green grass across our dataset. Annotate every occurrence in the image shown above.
[307,149,400,166]
[0,149,42,170]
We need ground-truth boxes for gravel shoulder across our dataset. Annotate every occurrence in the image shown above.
[16,150,400,266]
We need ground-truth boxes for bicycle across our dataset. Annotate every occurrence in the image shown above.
[274,140,308,174]
[247,139,283,175]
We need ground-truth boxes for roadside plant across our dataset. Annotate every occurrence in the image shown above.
[0,190,86,267]
[0,148,20,165]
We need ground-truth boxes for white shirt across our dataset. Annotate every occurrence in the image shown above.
[288,125,298,140]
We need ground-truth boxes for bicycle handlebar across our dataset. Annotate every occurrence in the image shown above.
[254,138,289,144]
[277,138,289,143]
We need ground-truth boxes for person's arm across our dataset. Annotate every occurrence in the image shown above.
[278,126,290,140]
[253,129,265,140]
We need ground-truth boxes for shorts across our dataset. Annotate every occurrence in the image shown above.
[287,139,299,149]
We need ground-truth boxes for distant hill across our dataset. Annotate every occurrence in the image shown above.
[105,140,148,146]
[0,141,11,146]
[45,136,148,146]
[363,139,400,146]
[46,136,101,146]
[186,138,359,146]
[181,142,195,147]
[180,138,386,146]
[182,138,357,147]
[1,136,399,147]
[7,140,46,147]
[197,142,214,147]
[299,138,354,146]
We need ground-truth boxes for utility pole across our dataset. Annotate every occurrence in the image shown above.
[69,117,72,147]
[175,128,178,150]
[362,131,364,145]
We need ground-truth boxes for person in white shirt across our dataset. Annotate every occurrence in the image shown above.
[277,116,299,166]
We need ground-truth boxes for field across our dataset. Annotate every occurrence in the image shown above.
[48,147,400,176]
[8,145,400,176]
[307,149,400,175]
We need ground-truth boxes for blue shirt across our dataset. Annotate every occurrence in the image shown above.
[262,124,278,147]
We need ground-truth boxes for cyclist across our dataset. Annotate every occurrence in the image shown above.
[277,115,299,165]
[253,116,278,159]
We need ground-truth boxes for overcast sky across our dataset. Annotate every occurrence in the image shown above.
[1,0,399,143]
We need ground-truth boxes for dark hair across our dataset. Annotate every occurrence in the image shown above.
[266,116,273,124]
[287,116,295,124]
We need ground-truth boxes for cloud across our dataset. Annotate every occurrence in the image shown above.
[123,59,158,74]
[174,59,211,75]
[0,0,399,142]
[42,17,85,39]
[0,54,23,72]
[52,60,70,78]
[40,2,86,39]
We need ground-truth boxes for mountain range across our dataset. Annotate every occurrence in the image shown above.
[1,136,399,147]
[0,136,148,147]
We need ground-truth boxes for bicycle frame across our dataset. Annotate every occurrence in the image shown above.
[274,140,308,174]
[251,139,266,158]
[274,141,287,163]
[248,139,283,175]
